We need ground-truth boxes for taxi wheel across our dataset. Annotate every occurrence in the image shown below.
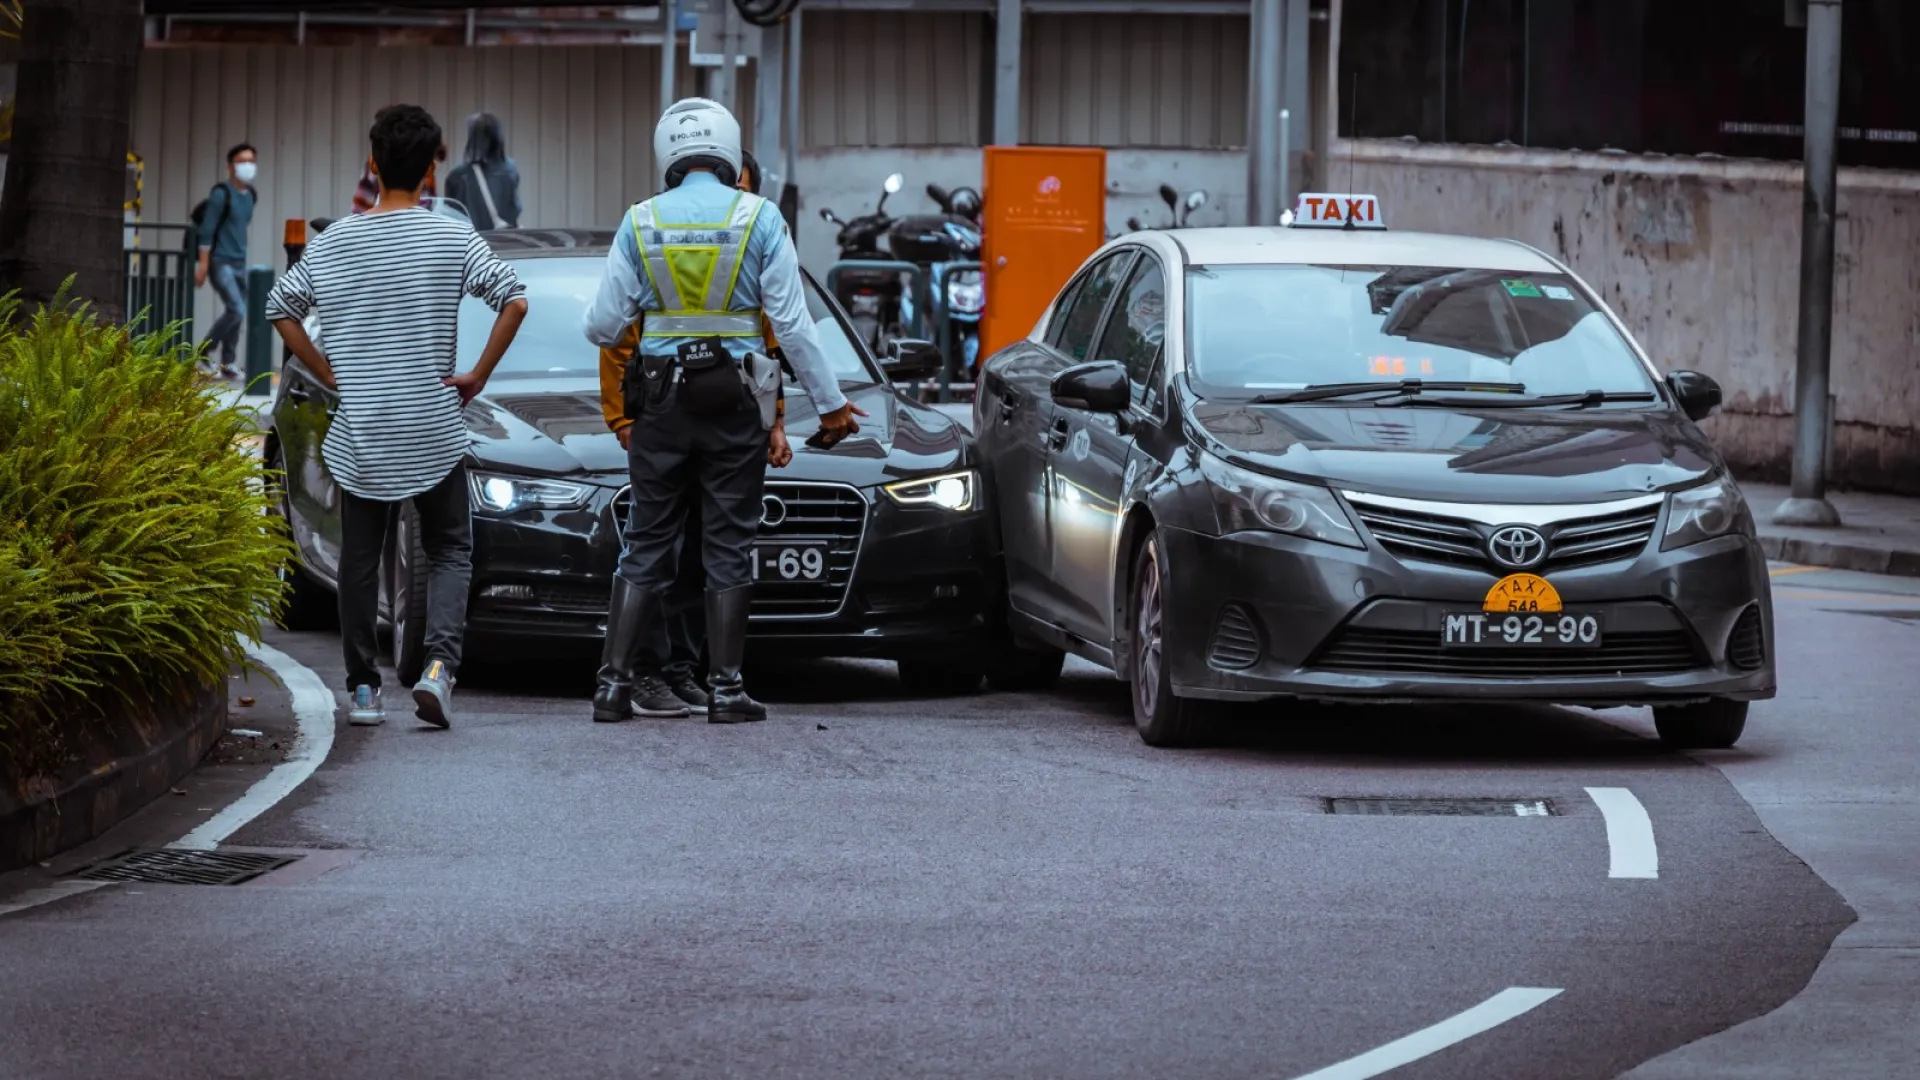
[1129,532,1213,748]
[387,506,430,688]
[897,658,984,696]
[1652,699,1748,750]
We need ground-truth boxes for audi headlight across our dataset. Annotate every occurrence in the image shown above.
[467,472,594,513]
[883,469,977,512]
[1662,476,1753,550]
[1198,453,1362,548]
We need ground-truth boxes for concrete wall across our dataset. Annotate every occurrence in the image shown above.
[1339,138,1920,494]
[788,146,1248,272]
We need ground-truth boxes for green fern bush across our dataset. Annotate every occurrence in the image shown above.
[0,292,290,770]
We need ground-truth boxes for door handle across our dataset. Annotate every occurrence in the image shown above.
[998,393,1018,423]
[1044,417,1070,451]
[286,384,312,403]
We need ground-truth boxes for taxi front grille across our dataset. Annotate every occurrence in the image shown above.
[611,481,867,620]
[1350,502,1660,573]
[1309,628,1703,679]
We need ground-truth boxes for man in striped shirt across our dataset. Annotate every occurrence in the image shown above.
[269,104,529,729]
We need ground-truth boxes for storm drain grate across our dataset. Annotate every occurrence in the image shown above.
[69,848,302,886]
[1325,797,1557,817]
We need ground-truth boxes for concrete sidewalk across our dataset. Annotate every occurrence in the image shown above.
[1739,481,1920,579]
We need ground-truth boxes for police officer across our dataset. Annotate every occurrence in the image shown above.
[583,98,861,724]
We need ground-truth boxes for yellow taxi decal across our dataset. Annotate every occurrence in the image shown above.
[1483,573,1562,614]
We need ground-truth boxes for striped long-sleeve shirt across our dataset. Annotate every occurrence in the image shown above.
[265,208,525,501]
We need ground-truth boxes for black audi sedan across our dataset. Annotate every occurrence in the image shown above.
[269,228,1000,692]
[974,201,1774,749]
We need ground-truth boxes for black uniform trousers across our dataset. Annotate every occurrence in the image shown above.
[640,502,706,677]
[617,383,771,599]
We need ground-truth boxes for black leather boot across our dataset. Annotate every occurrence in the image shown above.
[592,578,662,723]
[705,584,766,724]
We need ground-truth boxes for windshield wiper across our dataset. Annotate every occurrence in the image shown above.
[1394,389,1659,410]
[1247,379,1528,404]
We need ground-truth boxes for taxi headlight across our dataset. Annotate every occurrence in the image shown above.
[1661,476,1753,550]
[883,469,977,512]
[1198,453,1362,549]
[468,472,594,513]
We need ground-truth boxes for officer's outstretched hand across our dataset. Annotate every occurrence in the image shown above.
[768,422,793,468]
[816,401,867,441]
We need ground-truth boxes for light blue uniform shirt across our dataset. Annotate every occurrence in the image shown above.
[581,170,848,416]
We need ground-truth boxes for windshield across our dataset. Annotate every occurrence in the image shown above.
[1184,264,1657,399]
[456,257,876,382]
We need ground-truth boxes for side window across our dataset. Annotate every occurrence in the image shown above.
[1091,257,1168,410]
[1049,253,1133,362]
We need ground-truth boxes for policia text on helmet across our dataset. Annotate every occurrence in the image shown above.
[581,97,866,725]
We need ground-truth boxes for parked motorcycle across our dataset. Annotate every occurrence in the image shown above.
[1125,183,1209,232]
[819,172,907,351]
[896,182,985,386]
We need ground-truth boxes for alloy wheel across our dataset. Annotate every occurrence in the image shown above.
[1134,541,1163,721]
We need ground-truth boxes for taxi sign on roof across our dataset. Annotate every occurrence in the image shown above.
[1287,192,1386,230]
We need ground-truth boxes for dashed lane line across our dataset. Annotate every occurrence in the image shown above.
[1586,786,1659,879]
[1288,988,1565,1080]
[170,640,336,851]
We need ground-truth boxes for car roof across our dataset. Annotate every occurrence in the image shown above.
[1166,226,1561,273]
[479,227,617,256]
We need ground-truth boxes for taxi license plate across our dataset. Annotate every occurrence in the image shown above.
[751,542,829,582]
[1442,611,1603,648]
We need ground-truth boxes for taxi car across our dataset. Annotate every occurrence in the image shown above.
[973,193,1772,748]
[268,228,998,694]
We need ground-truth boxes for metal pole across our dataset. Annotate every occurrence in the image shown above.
[781,8,802,235]
[755,18,785,185]
[660,0,678,114]
[992,0,1021,145]
[712,2,739,116]
[1282,0,1309,204]
[1248,0,1282,225]
[1775,0,1843,527]
[1278,108,1289,221]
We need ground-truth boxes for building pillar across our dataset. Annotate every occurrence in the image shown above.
[754,17,785,185]
[1247,0,1282,224]
[992,0,1021,145]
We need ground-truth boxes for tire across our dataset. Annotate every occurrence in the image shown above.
[1653,699,1748,750]
[897,658,984,696]
[267,446,337,632]
[1128,532,1213,748]
[982,640,1066,692]
[388,505,431,688]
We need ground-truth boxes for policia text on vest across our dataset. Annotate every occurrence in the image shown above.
[581,97,864,726]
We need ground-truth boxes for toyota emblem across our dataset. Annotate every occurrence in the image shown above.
[1486,525,1549,570]
[760,494,788,528]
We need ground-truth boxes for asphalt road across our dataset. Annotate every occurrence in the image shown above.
[6,565,1915,1079]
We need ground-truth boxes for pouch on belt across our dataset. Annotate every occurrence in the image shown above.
[676,338,745,417]
[743,351,781,431]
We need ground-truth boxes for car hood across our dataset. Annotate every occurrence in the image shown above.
[1186,401,1721,502]
[464,375,967,486]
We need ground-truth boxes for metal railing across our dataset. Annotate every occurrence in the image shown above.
[124,222,196,345]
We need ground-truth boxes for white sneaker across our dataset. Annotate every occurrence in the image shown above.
[347,684,384,726]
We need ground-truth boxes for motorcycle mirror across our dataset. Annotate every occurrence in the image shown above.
[1184,190,1209,212]
[1125,216,1144,232]
[926,183,951,210]
[818,207,837,222]
[1158,183,1179,211]
[884,173,904,194]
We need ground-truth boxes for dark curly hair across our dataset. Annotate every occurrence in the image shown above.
[369,104,443,194]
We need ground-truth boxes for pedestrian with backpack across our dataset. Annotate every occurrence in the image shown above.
[442,112,522,231]
[194,143,257,381]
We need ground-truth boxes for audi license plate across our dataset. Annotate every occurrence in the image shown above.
[1442,611,1603,648]
[751,542,829,582]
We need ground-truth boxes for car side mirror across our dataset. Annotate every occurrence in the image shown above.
[1667,370,1722,421]
[882,337,943,382]
[1051,361,1130,413]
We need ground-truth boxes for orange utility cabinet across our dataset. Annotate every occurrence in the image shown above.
[979,146,1108,358]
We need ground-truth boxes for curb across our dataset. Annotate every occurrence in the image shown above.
[0,682,228,874]
[1757,534,1920,579]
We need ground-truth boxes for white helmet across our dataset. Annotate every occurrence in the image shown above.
[654,97,743,185]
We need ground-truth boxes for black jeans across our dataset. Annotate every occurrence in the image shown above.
[337,464,475,690]
[617,388,769,595]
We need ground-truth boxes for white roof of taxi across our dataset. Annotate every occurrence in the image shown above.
[1166,226,1561,273]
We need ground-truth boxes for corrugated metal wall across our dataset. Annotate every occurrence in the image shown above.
[799,12,986,148]
[1023,14,1248,148]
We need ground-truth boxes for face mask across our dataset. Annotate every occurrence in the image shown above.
[234,162,258,183]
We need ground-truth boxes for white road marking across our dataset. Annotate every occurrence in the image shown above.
[1585,786,1659,879]
[0,880,112,917]
[170,640,336,851]
[1289,987,1564,1080]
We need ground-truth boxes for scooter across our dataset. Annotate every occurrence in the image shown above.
[819,172,907,351]
[895,182,984,391]
[1125,183,1209,233]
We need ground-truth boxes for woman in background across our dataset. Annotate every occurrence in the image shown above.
[442,112,522,230]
